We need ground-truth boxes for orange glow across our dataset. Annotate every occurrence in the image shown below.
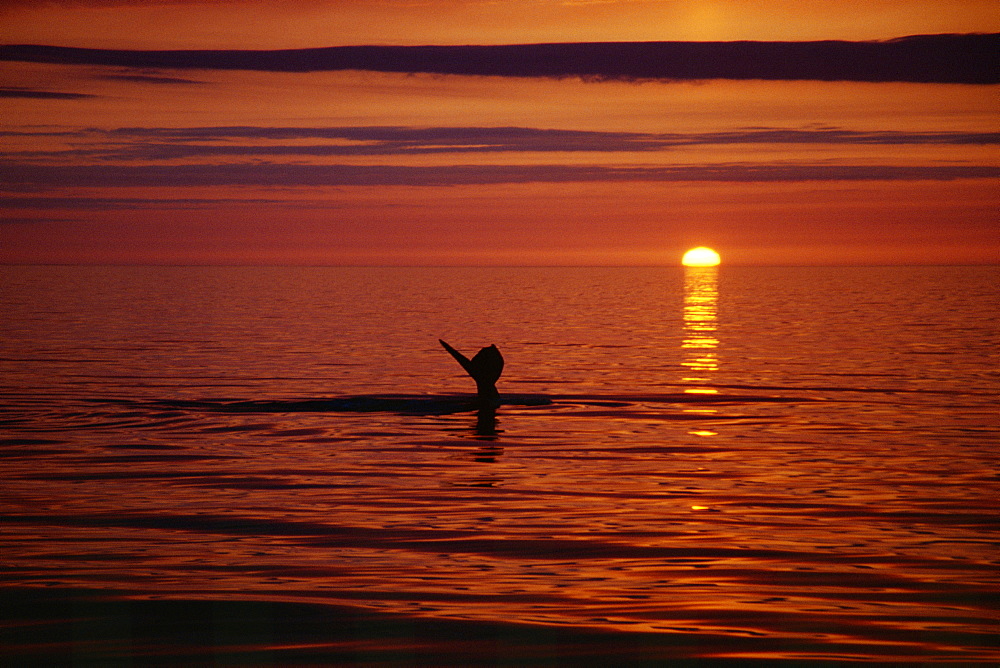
[1,1,998,48]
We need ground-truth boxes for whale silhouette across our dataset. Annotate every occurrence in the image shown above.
[439,339,504,409]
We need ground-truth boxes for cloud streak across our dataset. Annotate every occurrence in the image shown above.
[8,126,999,162]
[1,196,304,210]
[2,34,997,83]
[4,161,996,190]
[99,73,203,84]
[0,86,96,99]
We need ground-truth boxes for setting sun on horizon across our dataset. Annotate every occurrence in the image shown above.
[682,247,722,267]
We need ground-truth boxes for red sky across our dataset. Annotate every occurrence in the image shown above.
[1,0,997,265]
[3,1,999,48]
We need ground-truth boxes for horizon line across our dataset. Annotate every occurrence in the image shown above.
[5,32,997,49]
[3,263,997,269]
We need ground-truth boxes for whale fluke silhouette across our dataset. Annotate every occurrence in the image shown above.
[439,339,504,409]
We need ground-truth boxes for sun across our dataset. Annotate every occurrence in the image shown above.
[682,247,721,267]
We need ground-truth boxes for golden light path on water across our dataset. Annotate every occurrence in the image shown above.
[682,264,722,449]
[682,265,720,396]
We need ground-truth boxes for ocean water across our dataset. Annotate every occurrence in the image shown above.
[1,265,998,665]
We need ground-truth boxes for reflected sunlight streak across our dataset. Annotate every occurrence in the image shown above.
[682,266,719,394]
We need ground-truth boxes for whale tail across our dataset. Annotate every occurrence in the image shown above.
[439,339,504,406]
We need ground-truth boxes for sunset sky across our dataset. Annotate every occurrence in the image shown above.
[1,0,997,265]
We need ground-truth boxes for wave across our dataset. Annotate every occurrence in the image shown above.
[134,390,819,417]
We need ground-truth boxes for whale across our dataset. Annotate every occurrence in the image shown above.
[438,339,504,410]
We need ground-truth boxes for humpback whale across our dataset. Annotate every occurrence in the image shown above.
[439,339,504,409]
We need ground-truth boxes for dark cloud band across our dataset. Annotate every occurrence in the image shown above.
[2,34,997,83]
[4,161,997,190]
[0,87,96,99]
[8,126,999,162]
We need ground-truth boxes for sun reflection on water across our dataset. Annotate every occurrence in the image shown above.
[682,266,719,394]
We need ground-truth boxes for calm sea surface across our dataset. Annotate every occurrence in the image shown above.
[1,265,998,665]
